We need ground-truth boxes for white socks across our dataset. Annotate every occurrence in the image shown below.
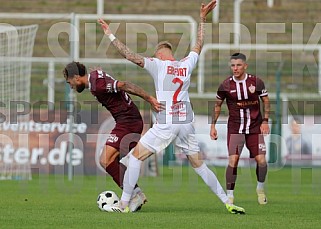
[227,189,234,196]
[121,154,142,203]
[257,181,265,190]
[121,159,231,205]
[194,163,229,204]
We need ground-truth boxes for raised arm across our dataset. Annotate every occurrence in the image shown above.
[191,0,216,54]
[117,81,164,112]
[98,19,145,68]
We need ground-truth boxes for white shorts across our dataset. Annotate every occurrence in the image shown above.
[140,122,200,155]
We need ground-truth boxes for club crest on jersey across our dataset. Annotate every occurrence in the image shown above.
[248,84,256,93]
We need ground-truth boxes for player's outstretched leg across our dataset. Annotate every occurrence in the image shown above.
[192,162,245,214]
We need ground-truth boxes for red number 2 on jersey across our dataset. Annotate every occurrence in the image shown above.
[172,77,183,104]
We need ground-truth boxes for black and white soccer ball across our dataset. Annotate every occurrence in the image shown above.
[97,190,120,211]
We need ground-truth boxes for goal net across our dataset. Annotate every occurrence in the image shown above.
[0,24,38,180]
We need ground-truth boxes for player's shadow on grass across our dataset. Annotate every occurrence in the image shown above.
[139,205,226,214]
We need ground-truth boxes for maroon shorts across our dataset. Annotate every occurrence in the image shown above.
[106,120,143,156]
[227,133,266,158]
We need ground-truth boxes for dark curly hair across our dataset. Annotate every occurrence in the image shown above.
[63,62,87,79]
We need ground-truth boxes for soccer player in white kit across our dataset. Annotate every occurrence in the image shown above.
[98,0,245,214]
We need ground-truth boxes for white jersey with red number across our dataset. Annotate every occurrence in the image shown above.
[144,51,199,124]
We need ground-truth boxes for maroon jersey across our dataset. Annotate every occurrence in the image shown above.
[217,74,268,134]
[89,70,142,123]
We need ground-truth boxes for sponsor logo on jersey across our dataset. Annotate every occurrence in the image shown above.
[237,100,259,107]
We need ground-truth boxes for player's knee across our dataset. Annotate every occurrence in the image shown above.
[190,160,203,168]
[99,153,115,168]
[99,155,108,168]
[187,153,203,168]
[132,143,151,161]
[255,155,267,166]
[228,155,239,167]
[257,160,267,167]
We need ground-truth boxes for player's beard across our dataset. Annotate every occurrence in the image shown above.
[76,84,85,93]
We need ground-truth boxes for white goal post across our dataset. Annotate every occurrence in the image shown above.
[0,24,38,180]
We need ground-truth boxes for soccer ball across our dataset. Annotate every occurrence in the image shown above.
[97,190,120,211]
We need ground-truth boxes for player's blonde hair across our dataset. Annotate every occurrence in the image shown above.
[154,41,173,56]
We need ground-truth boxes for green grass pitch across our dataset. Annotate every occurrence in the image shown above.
[1,166,321,229]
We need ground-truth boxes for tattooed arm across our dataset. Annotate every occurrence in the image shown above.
[260,95,270,135]
[117,81,164,112]
[98,19,145,68]
[191,0,216,54]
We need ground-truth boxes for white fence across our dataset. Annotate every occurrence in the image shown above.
[0,12,197,108]
[1,12,321,105]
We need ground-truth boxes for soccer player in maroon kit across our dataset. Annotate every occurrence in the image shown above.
[63,62,163,211]
[210,53,270,205]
